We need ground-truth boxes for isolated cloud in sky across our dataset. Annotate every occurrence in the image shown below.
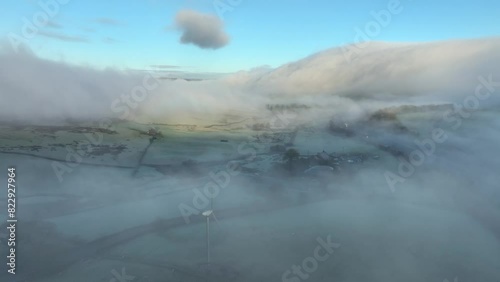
[94,17,123,26]
[38,31,89,43]
[174,10,230,50]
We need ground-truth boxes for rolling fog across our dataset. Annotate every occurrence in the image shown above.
[1,37,500,123]
[0,38,499,281]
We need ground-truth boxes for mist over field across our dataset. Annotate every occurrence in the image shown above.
[1,34,500,282]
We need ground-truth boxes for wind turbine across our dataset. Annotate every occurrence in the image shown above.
[199,202,238,281]
[202,198,220,265]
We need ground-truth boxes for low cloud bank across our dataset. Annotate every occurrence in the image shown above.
[0,38,499,125]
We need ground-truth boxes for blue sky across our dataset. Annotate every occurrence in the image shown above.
[1,0,499,73]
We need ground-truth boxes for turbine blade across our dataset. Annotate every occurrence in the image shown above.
[211,213,221,227]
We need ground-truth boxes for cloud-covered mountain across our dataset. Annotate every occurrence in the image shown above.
[226,37,500,101]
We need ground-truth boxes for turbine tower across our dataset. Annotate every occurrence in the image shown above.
[202,209,213,264]
[202,198,220,264]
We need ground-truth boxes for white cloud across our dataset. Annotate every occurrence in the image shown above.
[174,10,230,50]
